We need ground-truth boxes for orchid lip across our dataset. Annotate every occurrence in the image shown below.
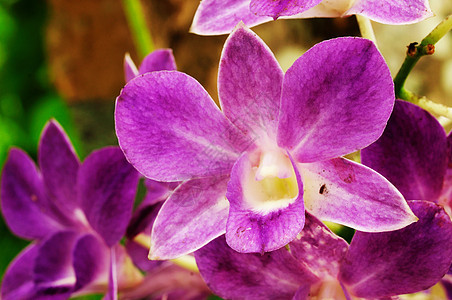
[244,149,299,214]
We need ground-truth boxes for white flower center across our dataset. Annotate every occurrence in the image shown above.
[244,150,299,213]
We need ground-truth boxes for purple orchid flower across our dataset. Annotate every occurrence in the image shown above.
[191,0,433,35]
[115,24,417,260]
[195,198,452,299]
[358,99,452,297]
[0,120,142,300]
[198,101,452,300]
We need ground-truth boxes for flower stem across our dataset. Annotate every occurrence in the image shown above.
[122,0,154,59]
[394,14,452,100]
[356,15,377,45]
[133,233,200,273]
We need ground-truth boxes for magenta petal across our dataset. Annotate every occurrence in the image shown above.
[1,244,38,300]
[301,157,417,232]
[226,152,305,253]
[289,211,348,280]
[219,25,283,142]
[115,71,252,181]
[362,100,447,202]
[1,148,62,240]
[33,231,78,295]
[250,0,321,19]
[191,0,273,35]
[126,240,163,272]
[347,0,433,25]
[150,176,230,259]
[195,235,316,300]
[339,200,452,298]
[78,147,139,247]
[138,49,177,74]
[38,120,80,218]
[73,234,109,291]
[278,37,394,163]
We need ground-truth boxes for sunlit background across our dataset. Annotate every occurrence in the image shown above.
[0,0,450,285]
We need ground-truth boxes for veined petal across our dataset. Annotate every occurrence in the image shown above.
[278,37,394,163]
[78,147,139,247]
[289,212,349,281]
[38,120,81,220]
[250,0,321,19]
[1,244,38,300]
[195,235,316,300]
[126,240,163,272]
[190,0,272,35]
[138,49,177,74]
[300,157,417,232]
[149,176,230,260]
[347,0,433,25]
[339,200,452,298]
[115,71,253,181]
[73,234,109,292]
[1,148,62,240]
[225,152,305,253]
[219,24,283,143]
[362,100,447,202]
[33,231,78,296]
[291,0,355,18]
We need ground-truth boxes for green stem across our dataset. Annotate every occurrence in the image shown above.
[122,0,154,59]
[356,15,377,45]
[394,14,452,101]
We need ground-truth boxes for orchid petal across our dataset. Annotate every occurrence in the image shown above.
[1,148,62,240]
[300,157,417,232]
[250,0,321,19]
[73,234,109,291]
[33,231,78,296]
[347,0,433,25]
[190,0,272,35]
[115,71,253,181]
[1,244,38,300]
[126,240,163,272]
[339,200,452,298]
[149,176,230,260]
[195,235,316,300]
[126,201,163,239]
[124,53,139,83]
[138,49,177,74]
[38,120,80,219]
[362,100,447,202]
[219,24,283,142]
[226,152,305,253]
[289,211,348,280]
[78,147,139,247]
[278,37,394,163]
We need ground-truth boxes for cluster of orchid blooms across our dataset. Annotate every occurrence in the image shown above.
[1,0,452,299]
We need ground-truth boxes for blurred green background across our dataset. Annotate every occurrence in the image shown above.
[0,0,450,287]
[0,0,76,280]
